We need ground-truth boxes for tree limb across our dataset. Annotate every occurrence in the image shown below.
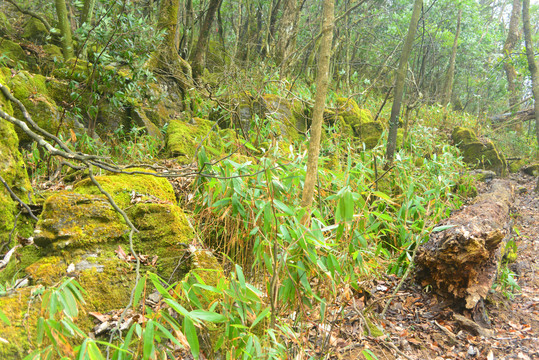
[4,0,52,31]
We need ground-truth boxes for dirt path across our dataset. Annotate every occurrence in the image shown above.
[320,173,539,360]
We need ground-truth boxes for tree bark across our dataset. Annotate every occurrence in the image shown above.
[80,0,96,26]
[300,0,334,210]
[441,9,462,107]
[523,0,539,146]
[385,0,422,164]
[503,0,522,111]
[191,0,222,80]
[55,0,74,60]
[275,0,301,77]
[416,180,514,309]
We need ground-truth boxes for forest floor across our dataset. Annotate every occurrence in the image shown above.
[318,173,539,360]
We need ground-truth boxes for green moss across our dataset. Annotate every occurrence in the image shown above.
[0,246,43,284]
[0,13,13,37]
[452,127,507,175]
[33,192,129,249]
[522,163,539,176]
[262,94,301,143]
[509,159,528,173]
[0,39,26,68]
[335,97,373,128]
[0,71,33,244]
[22,18,48,44]
[6,70,62,146]
[167,117,237,163]
[25,256,67,285]
[0,287,39,358]
[129,203,193,281]
[74,170,176,209]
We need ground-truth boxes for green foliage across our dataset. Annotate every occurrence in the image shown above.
[493,265,521,300]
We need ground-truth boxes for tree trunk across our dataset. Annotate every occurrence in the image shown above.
[155,0,194,103]
[55,0,74,60]
[441,9,462,107]
[503,0,522,111]
[385,0,422,164]
[191,0,222,80]
[80,0,96,26]
[416,180,514,309]
[300,0,334,210]
[275,0,300,77]
[523,0,539,146]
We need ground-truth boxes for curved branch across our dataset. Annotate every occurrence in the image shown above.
[5,0,51,32]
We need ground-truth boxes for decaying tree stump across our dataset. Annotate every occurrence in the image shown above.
[416,180,514,309]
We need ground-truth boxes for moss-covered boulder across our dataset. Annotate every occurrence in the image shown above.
[33,192,129,249]
[22,18,48,44]
[74,170,176,208]
[0,39,26,68]
[262,94,301,142]
[509,158,529,173]
[6,70,64,146]
[522,163,539,176]
[0,69,33,244]
[167,117,238,163]
[452,126,507,175]
[332,97,383,149]
[128,203,193,281]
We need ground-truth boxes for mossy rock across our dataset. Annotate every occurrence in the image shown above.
[74,170,176,209]
[33,192,129,249]
[0,69,33,244]
[262,94,301,143]
[451,127,507,176]
[167,117,238,163]
[130,106,164,142]
[0,39,26,68]
[128,203,193,282]
[335,97,374,127]
[522,163,539,176]
[6,70,63,146]
[509,158,528,173]
[0,13,13,37]
[22,18,48,44]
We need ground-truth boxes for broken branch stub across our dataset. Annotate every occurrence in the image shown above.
[415,180,514,309]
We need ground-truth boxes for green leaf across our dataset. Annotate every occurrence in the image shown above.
[235,264,246,290]
[0,310,11,326]
[183,317,199,360]
[132,276,146,307]
[142,320,154,360]
[432,224,456,232]
[250,308,270,329]
[190,310,226,323]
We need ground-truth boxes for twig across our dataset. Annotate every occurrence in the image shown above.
[380,340,415,360]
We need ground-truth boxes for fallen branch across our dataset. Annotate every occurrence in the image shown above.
[0,245,21,270]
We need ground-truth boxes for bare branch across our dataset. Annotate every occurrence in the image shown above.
[4,0,51,31]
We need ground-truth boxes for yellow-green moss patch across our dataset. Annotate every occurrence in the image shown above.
[33,192,129,249]
[74,170,176,209]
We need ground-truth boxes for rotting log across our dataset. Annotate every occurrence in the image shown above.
[415,179,514,309]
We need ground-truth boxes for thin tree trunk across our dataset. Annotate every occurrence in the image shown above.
[55,0,74,60]
[385,0,422,164]
[504,0,522,111]
[191,0,222,79]
[523,0,539,146]
[300,0,334,210]
[276,0,300,77]
[441,8,462,107]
